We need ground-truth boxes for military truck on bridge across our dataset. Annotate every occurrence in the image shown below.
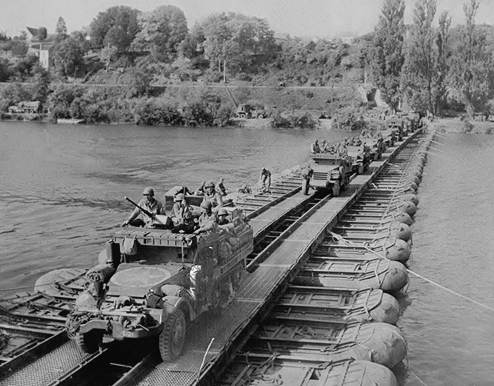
[66,207,253,362]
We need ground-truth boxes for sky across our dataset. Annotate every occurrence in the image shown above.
[1,0,494,38]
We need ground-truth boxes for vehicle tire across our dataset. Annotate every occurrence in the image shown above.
[332,182,340,197]
[158,309,186,362]
[76,331,102,353]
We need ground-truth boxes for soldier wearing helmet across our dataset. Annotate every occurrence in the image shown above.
[194,201,217,234]
[202,180,223,208]
[122,187,165,227]
[171,193,195,233]
[217,177,227,196]
[194,181,206,196]
[259,168,271,193]
[217,208,230,225]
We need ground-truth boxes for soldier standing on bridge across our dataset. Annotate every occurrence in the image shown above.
[260,168,272,193]
[301,165,314,195]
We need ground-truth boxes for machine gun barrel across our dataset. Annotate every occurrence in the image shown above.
[124,196,154,219]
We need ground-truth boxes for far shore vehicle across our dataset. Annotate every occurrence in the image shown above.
[235,104,267,119]
[63,206,253,362]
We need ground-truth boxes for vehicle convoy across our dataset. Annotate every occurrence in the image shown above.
[310,151,353,196]
[64,206,253,362]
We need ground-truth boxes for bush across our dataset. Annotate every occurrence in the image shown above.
[132,98,183,126]
[334,107,367,131]
[270,112,317,128]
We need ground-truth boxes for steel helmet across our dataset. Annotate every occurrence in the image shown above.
[217,208,228,216]
[174,193,185,202]
[206,181,215,188]
[142,187,154,196]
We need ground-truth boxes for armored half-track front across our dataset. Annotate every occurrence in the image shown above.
[311,153,353,196]
[66,207,253,362]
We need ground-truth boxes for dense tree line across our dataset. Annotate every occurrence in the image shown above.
[0,0,493,123]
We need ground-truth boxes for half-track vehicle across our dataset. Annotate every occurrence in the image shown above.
[347,144,372,174]
[66,207,253,362]
[310,152,353,196]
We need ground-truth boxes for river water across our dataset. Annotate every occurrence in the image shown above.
[0,122,493,385]
[401,132,494,386]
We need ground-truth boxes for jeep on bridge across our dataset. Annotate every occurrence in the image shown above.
[66,207,253,362]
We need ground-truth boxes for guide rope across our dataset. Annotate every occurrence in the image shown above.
[330,232,494,313]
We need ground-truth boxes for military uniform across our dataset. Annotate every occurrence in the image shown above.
[126,198,165,227]
[301,166,314,195]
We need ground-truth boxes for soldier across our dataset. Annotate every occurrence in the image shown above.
[195,181,206,196]
[320,139,328,152]
[310,139,321,153]
[202,181,223,208]
[217,208,230,225]
[260,168,271,193]
[237,184,252,194]
[122,187,165,227]
[217,177,227,196]
[194,201,217,234]
[301,165,314,195]
[171,194,195,233]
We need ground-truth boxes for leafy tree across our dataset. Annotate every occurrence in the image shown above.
[89,6,140,54]
[180,24,205,60]
[56,17,68,40]
[47,85,83,118]
[370,0,406,111]
[51,37,85,77]
[1,83,32,104]
[100,45,118,72]
[433,11,452,114]
[32,64,51,103]
[449,0,492,117]
[10,54,38,80]
[132,5,188,62]
[402,0,437,113]
[10,38,28,57]
[200,13,276,79]
[0,58,11,81]
[126,68,152,97]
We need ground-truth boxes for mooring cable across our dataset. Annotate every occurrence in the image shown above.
[330,232,494,313]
